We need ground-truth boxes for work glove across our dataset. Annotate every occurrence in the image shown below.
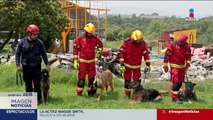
[144,66,151,73]
[163,66,168,73]
[74,60,79,70]
[144,62,151,73]
[16,66,23,72]
[120,65,126,73]
[96,50,102,59]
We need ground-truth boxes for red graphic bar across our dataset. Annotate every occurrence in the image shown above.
[157,109,213,120]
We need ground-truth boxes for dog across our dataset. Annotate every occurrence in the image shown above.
[91,70,114,101]
[129,80,168,104]
[40,69,50,104]
[179,81,197,102]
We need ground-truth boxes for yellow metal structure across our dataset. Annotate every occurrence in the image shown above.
[159,29,197,51]
[173,29,197,44]
[59,0,110,53]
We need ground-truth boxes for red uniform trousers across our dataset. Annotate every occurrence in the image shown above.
[170,67,185,100]
[124,67,141,81]
[78,61,96,80]
[123,67,141,97]
[76,61,96,95]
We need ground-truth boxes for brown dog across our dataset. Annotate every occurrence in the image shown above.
[40,69,50,104]
[129,80,168,104]
[92,70,114,101]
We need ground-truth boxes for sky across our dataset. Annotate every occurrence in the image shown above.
[102,1,213,18]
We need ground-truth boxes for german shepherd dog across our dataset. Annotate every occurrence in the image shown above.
[91,70,114,101]
[179,81,197,102]
[129,80,167,104]
[40,69,50,104]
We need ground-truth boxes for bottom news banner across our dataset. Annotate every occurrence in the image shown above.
[0,92,213,120]
[0,92,37,120]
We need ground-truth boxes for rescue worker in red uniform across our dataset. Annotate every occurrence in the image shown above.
[73,23,103,96]
[119,30,150,99]
[163,34,191,104]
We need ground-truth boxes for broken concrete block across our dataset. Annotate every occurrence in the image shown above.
[160,72,171,81]
[196,75,205,81]
[141,72,161,79]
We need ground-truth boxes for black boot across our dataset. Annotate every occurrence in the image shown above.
[77,79,85,96]
[92,89,97,96]
[87,89,93,97]
[88,78,96,97]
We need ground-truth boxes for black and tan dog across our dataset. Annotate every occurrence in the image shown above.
[179,81,197,102]
[129,80,168,104]
[91,70,114,101]
[40,69,50,104]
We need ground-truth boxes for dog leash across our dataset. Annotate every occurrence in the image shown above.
[143,68,150,83]
[184,69,189,82]
[16,72,23,86]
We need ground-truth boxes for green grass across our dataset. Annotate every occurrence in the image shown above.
[0,44,9,55]
[105,41,121,49]
[0,63,213,109]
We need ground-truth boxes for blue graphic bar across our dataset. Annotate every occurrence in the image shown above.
[0,109,37,120]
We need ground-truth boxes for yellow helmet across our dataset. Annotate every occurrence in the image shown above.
[131,30,143,41]
[84,23,95,34]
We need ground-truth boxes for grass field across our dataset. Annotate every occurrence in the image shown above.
[0,63,213,109]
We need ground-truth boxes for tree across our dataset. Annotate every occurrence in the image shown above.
[131,13,136,19]
[0,0,25,51]
[107,13,213,47]
[0,0,69,51]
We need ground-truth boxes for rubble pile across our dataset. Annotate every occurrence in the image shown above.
[2,49,212,82]
[0,54,11,64]
[187,56,213,80]
[141,66,171,81]
[142,56,213,81]
[48,54,74,71]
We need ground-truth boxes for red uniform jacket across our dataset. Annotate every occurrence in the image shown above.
[73,34,103,60]
[164,41,191,68]
[119,38,150,68]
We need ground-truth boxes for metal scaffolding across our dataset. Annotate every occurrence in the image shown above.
[59,0,110,53]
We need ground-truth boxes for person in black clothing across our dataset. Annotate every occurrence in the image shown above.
[15,24,50,104]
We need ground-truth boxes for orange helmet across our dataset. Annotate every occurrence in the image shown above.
[26,24,39,35]
[131,30,143,41]
[84,23,95,34]
[178,34,188,42]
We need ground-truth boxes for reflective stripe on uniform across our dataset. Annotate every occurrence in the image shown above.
[79,58,95,63]
[87,87,91,91]
[124,88,131,92]
[171,90,179,95]
[98,48,102,51]
[124,63,141,69]
[164,63,168,66]
[76,87,83,91]
[143,50,147,54]
[145,60,150,63]
[74,55,78,58]
[170,63,185,68]
[120,58,124,61]
[186,60,191,64]
[186,52,190,55]
[73,55,78,60]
